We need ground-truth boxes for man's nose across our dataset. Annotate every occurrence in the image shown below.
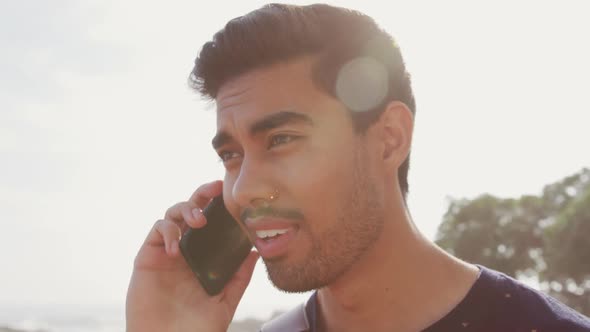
[231,158,275,209]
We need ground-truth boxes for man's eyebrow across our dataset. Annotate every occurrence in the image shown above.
[249,111,313,136]
[211,111,313,150]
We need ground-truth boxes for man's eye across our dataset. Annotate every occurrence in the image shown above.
[218,151,241,162]
[268,134,297,148]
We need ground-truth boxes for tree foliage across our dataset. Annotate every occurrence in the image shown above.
[436,168,590,315]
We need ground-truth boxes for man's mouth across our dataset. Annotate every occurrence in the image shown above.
[256,228,289,241]
[246,219,298,258]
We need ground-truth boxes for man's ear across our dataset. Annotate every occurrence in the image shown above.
[375,101,414,168]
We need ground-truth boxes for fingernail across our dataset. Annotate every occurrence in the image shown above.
[192,208,201,221]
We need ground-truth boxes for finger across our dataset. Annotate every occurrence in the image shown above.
[164,180,222,227]
[144,219,183,257]
[164,201,206,229]
[222,251,260,310]
[188,180,223,207]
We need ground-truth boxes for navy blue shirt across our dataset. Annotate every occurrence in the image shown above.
[304,266,590,332]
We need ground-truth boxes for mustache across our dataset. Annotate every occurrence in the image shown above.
[240,205,304,223]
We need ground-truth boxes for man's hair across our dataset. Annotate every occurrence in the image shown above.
[189,3,416,199]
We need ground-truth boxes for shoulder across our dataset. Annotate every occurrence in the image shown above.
[259,302,310,332]
[477,266,590,331]
[260,292,317,332]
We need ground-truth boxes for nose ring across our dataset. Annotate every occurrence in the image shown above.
[268,189,279,201]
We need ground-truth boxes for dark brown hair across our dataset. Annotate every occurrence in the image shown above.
[189,3,416,198]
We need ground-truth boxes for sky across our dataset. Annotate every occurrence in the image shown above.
[1,0,590,323]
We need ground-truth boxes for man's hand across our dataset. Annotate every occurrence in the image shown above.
[126,181,259,332]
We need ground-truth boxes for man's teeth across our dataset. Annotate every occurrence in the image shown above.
[256,229,289,239]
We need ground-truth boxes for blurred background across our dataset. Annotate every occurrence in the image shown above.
[1,0,589,331]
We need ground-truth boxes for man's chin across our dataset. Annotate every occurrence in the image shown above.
[263,260,326,293]
[268,276,318,293]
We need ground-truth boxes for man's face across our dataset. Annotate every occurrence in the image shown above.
[213,57,385,292]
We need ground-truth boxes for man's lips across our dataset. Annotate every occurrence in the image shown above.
[244,217,299,258]
[244,217,299,235]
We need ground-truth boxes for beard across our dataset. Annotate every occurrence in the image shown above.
[264,145,384,292]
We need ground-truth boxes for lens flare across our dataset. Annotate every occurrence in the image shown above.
[335,56,389,112]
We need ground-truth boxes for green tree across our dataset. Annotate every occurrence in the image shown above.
[436,168,590,315]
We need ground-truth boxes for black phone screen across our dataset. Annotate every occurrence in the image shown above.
[179,195,253,295]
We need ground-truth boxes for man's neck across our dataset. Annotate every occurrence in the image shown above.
[316,206,480,332]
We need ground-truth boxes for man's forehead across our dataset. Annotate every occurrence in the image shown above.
[215,71,261,114]
[215,70,313,127]
[215,98,303,132]
[211,56,345,145]
[216,56,317,111]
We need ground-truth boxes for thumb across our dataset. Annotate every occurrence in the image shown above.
[222,251,260,310]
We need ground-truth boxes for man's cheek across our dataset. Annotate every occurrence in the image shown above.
[222,178,240,219]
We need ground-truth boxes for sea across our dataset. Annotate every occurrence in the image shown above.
[0,304,124,332]
[0,303,267,332]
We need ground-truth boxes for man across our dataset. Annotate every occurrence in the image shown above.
[126,4,590,331]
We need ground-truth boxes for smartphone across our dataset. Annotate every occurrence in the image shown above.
[179,195,253,296]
